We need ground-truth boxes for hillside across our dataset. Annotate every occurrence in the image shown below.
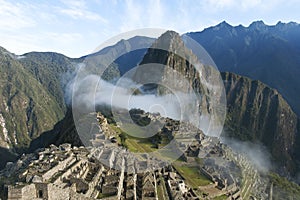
[19,52,76,111]
[0,47,65,152]
[222,72,299,174]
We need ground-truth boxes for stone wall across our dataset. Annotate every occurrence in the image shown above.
[42,156,76,182]
[48,184,70,200]
[21,184,36,200]
[7,185,22,200]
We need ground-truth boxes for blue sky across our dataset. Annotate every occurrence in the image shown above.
[0,0,299,57]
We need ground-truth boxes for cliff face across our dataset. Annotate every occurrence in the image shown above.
[222,72,299,173]
[134,31,225,122]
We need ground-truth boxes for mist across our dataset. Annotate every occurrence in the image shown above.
[61,63,82,105]
[71,73,201,123]
[67,65,273,174]
[221,136,272,173]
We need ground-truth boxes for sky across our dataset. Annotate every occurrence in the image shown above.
[0,0,299,58]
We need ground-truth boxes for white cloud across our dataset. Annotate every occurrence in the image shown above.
[59,0,108,23]
[0,0,36,30]
[120,0,179,33]
[120,0,143,31]
[147,0,163,27]
[60,8,106,22]
[0,0,298,57]
[43,32,83,44]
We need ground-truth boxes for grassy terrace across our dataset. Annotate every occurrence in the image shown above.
[108,123,171,154]
[157,176,168,200]
[172,162,212,188]
[213,194,228,200]
[97,192,116,199]
[109,123,156,153]
[241,172,252,199]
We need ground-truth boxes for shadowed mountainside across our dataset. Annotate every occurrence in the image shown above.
[222,72,299,174]
[187,21,300,116]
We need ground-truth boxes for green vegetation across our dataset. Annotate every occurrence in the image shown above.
[157,177,168,200]
[97,192,116,199]
[121,123,149,138]
[222,72,298,173]
[172,162,212,187]
[195,157,204,165]
[269,173,300,200]
[107,109,172,154]
[123,134,156,153]
[213,194,228,200]
[108,123,154,152]
[0,50,65,150]
[19,52,76,111]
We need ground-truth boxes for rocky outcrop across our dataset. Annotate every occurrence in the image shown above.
[134,31,225,123]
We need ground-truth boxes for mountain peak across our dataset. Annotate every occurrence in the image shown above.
[211,21,233,32]
[218,21,232,27]
[249,20,267,30]
[156,30,181,43]
[0,46,12,56]
[275,21,299,29]
[150,30,183,52]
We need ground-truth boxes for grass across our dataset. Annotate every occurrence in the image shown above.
[195,157,204,165]
[172,162,212,187]
[125,137,156,153]
[269,172,300,199]
[108,124,156,153]
[157,177,168,200]
[121,123,149,138]
[213,194,228,200]
[108,123,170,154]
[241,174,251,198]
[97,192,116,199]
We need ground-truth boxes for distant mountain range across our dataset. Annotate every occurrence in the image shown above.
[187,21,300,116]
[0,21,299,179]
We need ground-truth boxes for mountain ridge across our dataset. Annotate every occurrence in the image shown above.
[186,20,300,116]
[0,49,65,150]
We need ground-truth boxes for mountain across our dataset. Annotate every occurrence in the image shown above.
[0,24,300,179]
[28,30,299,177]
[0,47,65,153]
[136,31,300,175]
[0,36,155,167]
[222,72,299,174]
[79,36,155,82]
[186,21,300,116]
[133,31,225,122]
[18,52,76,111]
